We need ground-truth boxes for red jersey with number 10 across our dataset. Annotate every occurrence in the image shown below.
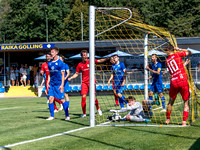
[166,52,187,81]
[76,59,98,83]
[41,62,49,83]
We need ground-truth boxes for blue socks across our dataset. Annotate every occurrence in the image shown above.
[62,101,69,117]
[119,95,127,108]
[161,97,166,109]
[49,103,54,117]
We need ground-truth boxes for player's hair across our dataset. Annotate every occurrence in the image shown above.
[50,47,59,52]
[46,52,51,56]
[113,54,119,57]
[152,54,157,58]
[81,50,88,56]
[59,55,65,61]
[126,96,136,102]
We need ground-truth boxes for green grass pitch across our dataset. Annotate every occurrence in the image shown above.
[0,96,200,150]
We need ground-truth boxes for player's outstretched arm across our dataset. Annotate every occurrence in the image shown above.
[174,47,193,56]
[97,57,109,63]
[68,72,79,82]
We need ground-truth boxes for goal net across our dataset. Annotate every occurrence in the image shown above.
[90,7,200,127]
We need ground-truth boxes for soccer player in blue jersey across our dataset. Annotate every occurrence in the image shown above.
[59,55,70,112]
[46,47,69,120]
[111,54,127,108]
[143,54,166,112]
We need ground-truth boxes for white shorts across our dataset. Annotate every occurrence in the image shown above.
[21,75,27,81]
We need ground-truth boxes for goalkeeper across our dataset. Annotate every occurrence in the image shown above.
[110,96,151,123]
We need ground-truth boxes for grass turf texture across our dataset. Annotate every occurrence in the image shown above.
[0,96,200,150]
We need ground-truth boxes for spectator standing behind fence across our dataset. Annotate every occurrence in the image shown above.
[15,67,19,86]
[26,65,31,86]
[19,64,24,86]
[10,67,16,86]
[32,64,38,78]
[21,67,27,88]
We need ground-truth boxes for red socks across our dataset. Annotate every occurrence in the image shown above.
[95,98,99,110]
[114,95,119,105]
[166,111,171,120]
[81,97,86,114]
[183,111,189,122]
[54,98,62,104]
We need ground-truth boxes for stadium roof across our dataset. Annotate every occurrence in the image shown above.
[0,37,200,53]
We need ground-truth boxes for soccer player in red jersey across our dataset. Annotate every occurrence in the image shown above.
[108,56,119,106]
[40,53,63,112]
[165,45,193,126]
[68,50,109,117]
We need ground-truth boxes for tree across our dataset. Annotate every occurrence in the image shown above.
[0,0,74,43]
[61,0,89,41]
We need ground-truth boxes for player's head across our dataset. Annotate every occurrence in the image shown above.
[81,50,88,62]
[46,52,52,62]
[164,44,174,55]
[59,55,65,62]
[50,47,59,58]
[113,54,119,64]
[151,54,157,63]
[125,96,136,106]
[110,55,115,64]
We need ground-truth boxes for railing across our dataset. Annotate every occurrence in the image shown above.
[1,68,200,87]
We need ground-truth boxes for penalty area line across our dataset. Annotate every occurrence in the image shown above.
[0,107,21,111]
[0,127,90,149]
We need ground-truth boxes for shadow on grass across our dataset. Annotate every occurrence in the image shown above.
[36,116,48,119]
[189,138,200,150]
[120,127,198,140]
[66,134,126,149]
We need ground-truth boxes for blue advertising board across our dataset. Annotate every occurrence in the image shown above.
[0,44,55,51]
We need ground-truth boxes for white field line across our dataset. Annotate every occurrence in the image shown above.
[0,107,21,111]
[153,101,183,110]
[0,127,90,149]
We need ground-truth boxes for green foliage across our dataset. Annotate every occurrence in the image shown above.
[61,0,89,41]
[0,0,200,42]
[0,0,74,43]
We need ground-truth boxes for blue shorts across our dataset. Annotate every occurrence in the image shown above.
[64,80,70,93]
[26,75,30,80]
[115,85,123,94]
[48,85,64,100]
[150,81,163,93]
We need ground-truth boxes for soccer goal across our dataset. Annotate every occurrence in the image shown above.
[89,6,200,127]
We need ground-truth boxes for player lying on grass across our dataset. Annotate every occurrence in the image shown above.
[110,96,151,123]
[165,45,193,126]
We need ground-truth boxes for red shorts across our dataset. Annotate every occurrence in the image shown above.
[169,79,190,101]
[81,82,96,95]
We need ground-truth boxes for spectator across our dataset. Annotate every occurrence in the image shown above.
[21,67,27,88]
[32,64,38,78]
[131,64,138,72]
[26,65,31,86]
[15,67,19,86]
[10,66,16,86]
